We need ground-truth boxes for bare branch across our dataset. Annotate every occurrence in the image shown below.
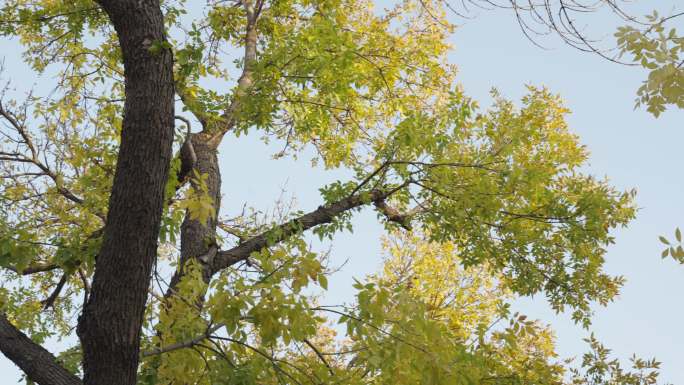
[443,0,646,65]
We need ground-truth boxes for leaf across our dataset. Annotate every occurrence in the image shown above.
[318,274,328,290]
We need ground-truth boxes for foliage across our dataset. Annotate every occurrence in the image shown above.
[616,11,684,117]
[616,11,683,272]
[657,228,684,263]
[0,0,665,384]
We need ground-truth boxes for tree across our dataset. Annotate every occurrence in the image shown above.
[0,0,660,384]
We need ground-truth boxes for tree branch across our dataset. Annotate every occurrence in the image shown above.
[141,323,224,358]
[5,262,61,275]
[204,0,260,143]
[210,188,402,274]
[0,313,81,385]
[41,272,69,310]
[373,200,413,231]
[3,227,103,276]
[0,101,87,207]
[303,338,334,376]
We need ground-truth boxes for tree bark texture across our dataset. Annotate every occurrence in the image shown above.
[76,1,175,385]
[169,134,222,290]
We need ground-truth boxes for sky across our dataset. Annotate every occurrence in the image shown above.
[1,0,684,383]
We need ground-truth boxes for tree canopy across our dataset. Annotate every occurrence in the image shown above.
[0,0,672,384]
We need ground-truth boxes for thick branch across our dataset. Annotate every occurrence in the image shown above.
[221,1,258,125]
[181,0,260,144]
[211,188,400,274]
[0,314,81,385]
[373,200,413,231]
[175,0,259,140]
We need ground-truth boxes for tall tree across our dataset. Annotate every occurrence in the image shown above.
[0,0,175,384]
[0,0,661,384]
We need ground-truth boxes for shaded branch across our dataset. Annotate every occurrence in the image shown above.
[5,262,61,275]
[41,273,69,310]
[373,200,413,231]
[3,227,104,276]
[0,313,81,385]
[210,187,404,275]
[141,323,224,358]
[303,338,334,376]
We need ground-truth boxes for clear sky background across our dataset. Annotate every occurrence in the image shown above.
[1,1,683,383]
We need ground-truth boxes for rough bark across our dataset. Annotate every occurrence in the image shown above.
[75,1,175,385]
[162,0,259,300]
[0,313,81,385]
[169,134,222,290]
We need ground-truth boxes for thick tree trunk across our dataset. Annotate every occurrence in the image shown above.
[76,1,175,385]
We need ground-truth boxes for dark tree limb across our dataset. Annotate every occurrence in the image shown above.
[373,200,413,231]
[163,186,406,300]
[162,0,262,307]
[210,187,404,275]
[0,313,81,385]
[3,227,103,276]
[303,338,334,376]
[41,272,69,310]
[141,323,224,358]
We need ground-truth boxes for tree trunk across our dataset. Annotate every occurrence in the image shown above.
[172,134,222,289]
[76,1,175,385]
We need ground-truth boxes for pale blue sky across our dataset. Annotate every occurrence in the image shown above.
[1,1,683,383]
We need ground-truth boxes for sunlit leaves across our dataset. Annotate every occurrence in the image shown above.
[616,12,684,117]
[659,228,684,262]
[233,0,457,167]
[570,334,662,385]
[177,170,217,226]
[330,231,566,385]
